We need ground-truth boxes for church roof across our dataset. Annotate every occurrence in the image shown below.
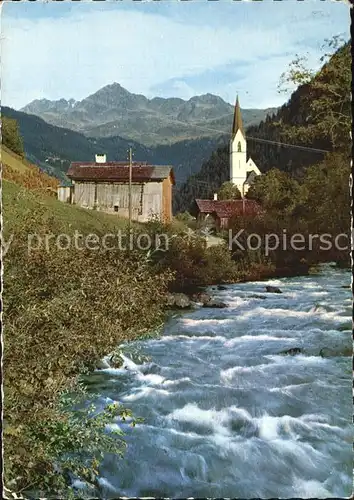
[232,96,245,138]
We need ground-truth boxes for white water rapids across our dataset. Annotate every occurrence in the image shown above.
[83,265,353,498]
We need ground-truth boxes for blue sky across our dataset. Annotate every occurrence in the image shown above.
[1,0,350,110]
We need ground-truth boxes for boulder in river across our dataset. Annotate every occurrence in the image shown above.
[166,293,192,309]
[278,347,303,356]
[96,358,111,370]
[319,346,352,357]
[203,299,228,309]
[191,292,212,305]
[217,285,228,291]
[265,285,282,294]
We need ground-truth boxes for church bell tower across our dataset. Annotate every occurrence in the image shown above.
[229,96,248,196]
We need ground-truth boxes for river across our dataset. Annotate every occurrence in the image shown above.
[84,265,352,498]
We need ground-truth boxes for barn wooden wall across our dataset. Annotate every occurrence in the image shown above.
[141,182,162,221]
[162,176,172,222]
[57,186,72,203]
[73,181,165,222]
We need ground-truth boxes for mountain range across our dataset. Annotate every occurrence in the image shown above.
[21,83,277,146]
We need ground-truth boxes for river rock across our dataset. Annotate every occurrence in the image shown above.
[96,359,111,370]
[278,347,303,356]
[319,346,352,357]
[203,299,228,309]
[166,293,192,309]
[166,293,176,306]
[217,285,228,291]
[265,286,282,294]
[191,292,212,305]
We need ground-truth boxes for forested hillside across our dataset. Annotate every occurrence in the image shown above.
[174,40,350,214]
[2,106,226,185]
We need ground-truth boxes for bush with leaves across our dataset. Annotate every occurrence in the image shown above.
[3,194,174,496]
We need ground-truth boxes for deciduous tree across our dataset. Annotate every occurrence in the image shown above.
[217,181,242,200]
[277,37,350,150]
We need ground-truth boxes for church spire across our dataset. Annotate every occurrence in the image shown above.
[231,95,244,138]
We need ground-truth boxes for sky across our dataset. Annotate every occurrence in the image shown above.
[1,0,350,110]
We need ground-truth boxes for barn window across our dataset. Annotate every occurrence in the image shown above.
[114,205,119,212]
[237,142,242,152]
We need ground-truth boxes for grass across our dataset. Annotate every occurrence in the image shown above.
[3,179,139,238]
[2,145,30,172]
[2,145,59,196]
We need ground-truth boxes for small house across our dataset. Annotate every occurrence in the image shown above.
[195,196,262,231]
[64,154,175,223]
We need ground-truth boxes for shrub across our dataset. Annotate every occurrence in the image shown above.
[3,196,173,496]
[155,234,240,290]
[174,211,194,222]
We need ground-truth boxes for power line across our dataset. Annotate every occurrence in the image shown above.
[165,116,330,154]
[246,135,329,154]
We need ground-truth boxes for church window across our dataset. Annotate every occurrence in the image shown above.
[237,142,241,152]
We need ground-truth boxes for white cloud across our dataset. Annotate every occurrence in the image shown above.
[1,2,350,109]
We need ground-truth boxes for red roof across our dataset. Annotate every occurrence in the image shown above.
[67,163,175,183]
[195,199,262,218]
[70,161,148,167]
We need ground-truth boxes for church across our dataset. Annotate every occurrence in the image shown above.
[229,95,261,195]
[195,96,262,230]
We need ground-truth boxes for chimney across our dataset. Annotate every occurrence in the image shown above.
[213,193,218,201]
[95,154,107,164]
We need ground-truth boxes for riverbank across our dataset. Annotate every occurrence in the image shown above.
[2,181,266,496]
[3,181,350,497]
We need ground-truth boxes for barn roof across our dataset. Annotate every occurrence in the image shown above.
[195,199,261,218]
[67,163,175,184]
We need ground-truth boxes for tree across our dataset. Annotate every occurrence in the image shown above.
[298,151,350,234]
[174,145,229,213]
[217,181,241,200]
[277,37,350,150]
[2,117,24,156]
[174,211,194,222]
[247,168,301,214]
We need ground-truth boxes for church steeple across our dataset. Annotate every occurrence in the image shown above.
[231,95,244,138]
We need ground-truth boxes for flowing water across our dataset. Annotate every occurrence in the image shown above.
[85,265,353,498]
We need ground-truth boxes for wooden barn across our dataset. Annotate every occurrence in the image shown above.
[64,155,175,223]
[195,197,262,231]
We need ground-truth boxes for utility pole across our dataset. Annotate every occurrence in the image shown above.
[128,147,132,230]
